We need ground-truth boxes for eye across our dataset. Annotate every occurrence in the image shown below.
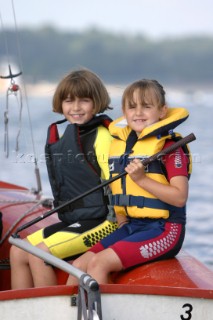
[64,98,72,102]
[81,98,91,103]
[143,104,152,109]
[127,102,135,109]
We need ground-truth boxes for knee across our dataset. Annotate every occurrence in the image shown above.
[72,258,84,270]
[28,242,50,264]
[36,242,50,253]
[10,245,16,261]
[87,255,102,274]
[70,252,96,274]
[10,244,25,261]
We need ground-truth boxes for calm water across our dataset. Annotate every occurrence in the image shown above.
[0,87,213,270]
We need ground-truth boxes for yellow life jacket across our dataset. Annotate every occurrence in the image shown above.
[108,107,192,221]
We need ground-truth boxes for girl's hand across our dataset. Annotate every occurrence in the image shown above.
[125,159,188,207]
[125,158,146,183]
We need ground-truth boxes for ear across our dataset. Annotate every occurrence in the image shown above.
[159,105,168,120]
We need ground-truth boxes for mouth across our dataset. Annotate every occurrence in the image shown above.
[70,114,84,118]
[133,119,146,123]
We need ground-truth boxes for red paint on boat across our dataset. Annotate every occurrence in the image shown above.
[0,181,61,290]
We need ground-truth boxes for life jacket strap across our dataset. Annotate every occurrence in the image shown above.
[109,194,185,216]
[109,194,169,210]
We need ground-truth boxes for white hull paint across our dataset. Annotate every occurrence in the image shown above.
[0,295,77,320]
[101,294,212,320]
[0,291,212,320]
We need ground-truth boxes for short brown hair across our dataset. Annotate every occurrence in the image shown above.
[53,69,111,114]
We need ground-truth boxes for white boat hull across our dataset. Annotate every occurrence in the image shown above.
[0,289,212,320]
[102,294,212,320]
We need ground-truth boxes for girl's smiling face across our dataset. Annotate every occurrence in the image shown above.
[62,96,95,124]
[123,88,167,136]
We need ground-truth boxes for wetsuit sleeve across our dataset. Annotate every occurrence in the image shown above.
[162,140,189,181]
[94,126,113,180]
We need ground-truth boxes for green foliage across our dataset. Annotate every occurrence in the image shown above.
[1,26,213,86]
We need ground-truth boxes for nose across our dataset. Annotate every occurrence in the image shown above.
[72,98,81,110]
[135,105,143,115]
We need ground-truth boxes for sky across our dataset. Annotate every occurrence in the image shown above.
[1,0,213,39]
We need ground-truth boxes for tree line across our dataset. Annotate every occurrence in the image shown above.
[1,26,213,87]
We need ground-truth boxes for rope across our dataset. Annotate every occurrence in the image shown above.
[4,81,23,157]
[0,200,39,204]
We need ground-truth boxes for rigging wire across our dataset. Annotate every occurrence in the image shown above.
[0,0,42,193]
[0,11,10,66]
[4,76,23,157]
[0,10,23,158]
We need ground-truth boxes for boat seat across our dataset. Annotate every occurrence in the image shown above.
[110,251,213,289]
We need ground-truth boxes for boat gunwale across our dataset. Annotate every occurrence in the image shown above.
[0,284,212,301]
[100,283,213,299]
